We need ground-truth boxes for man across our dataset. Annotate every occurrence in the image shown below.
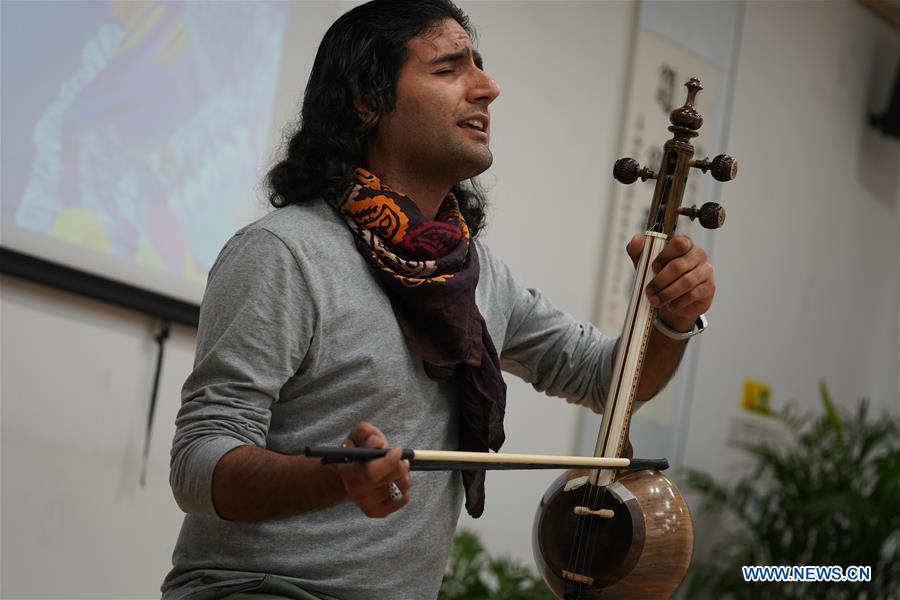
[162,1,715,599]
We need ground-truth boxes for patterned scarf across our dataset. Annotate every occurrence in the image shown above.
[330,167,506,518]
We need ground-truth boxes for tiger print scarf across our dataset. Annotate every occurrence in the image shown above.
[330,167,506,518]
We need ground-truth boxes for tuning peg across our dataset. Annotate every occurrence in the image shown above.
[678,202,726,229]
[613,158,657,185]
[691,154,738,182]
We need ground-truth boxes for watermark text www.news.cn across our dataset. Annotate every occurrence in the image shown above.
[742,565,872,583]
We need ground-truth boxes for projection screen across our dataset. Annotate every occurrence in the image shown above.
[1,1,288,324]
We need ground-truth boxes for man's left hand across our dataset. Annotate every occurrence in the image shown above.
[626,234,715,333]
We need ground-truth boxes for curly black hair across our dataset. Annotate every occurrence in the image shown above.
[266,0,488,237]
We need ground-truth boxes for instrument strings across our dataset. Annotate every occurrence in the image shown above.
[562,473,612,599]
[563,229,658,596]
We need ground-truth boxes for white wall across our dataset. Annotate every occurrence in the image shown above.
[683,0,900,480]
[1,278,196,598]
[673,0,900,565]
[2,1,898,598]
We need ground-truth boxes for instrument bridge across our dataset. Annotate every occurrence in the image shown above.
[561,570,595,585]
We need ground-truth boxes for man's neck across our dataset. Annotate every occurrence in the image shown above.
[365,163,453,220]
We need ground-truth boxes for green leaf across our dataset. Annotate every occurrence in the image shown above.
[819,380,845,447]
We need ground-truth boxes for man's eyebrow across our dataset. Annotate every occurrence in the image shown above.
[429,47,484,69]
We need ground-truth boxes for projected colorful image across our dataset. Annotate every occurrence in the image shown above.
[2,1,287,294]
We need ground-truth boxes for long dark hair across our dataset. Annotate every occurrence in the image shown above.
[266,0,488,237]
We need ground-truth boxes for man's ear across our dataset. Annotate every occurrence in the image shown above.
[354,98,378,126]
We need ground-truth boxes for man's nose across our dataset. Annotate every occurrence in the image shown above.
[469,69,500,105]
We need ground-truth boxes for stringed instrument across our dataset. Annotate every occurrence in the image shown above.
[531,77,737,599]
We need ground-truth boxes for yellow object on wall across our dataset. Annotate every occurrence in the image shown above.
[742,378,772,415]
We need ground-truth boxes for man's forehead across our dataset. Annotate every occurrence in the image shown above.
[408,19,474,61]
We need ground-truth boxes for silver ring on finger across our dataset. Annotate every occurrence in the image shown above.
[388,481,403,502]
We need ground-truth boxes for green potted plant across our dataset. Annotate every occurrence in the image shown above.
[683,382,900,599]
[439,529,554,600]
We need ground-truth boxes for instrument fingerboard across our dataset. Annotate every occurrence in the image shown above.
[591,231,667,487]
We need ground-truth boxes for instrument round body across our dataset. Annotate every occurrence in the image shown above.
[532,468,694,599]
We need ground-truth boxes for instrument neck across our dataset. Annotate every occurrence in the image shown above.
[591,231,668,486]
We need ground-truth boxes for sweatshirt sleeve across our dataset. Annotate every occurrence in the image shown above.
[481,244,616,414]
[169,227,315,516]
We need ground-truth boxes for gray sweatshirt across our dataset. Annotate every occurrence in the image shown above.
[162,201,615,600]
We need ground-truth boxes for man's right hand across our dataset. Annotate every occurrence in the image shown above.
[210,422,411,522]
[334,422,412,518]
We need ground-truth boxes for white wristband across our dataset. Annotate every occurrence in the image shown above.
[653,313,708,340]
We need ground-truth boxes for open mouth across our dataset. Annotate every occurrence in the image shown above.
[459,117,489,142]
[459,118,486,132]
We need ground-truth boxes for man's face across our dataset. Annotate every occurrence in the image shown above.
[366,18,501,187]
